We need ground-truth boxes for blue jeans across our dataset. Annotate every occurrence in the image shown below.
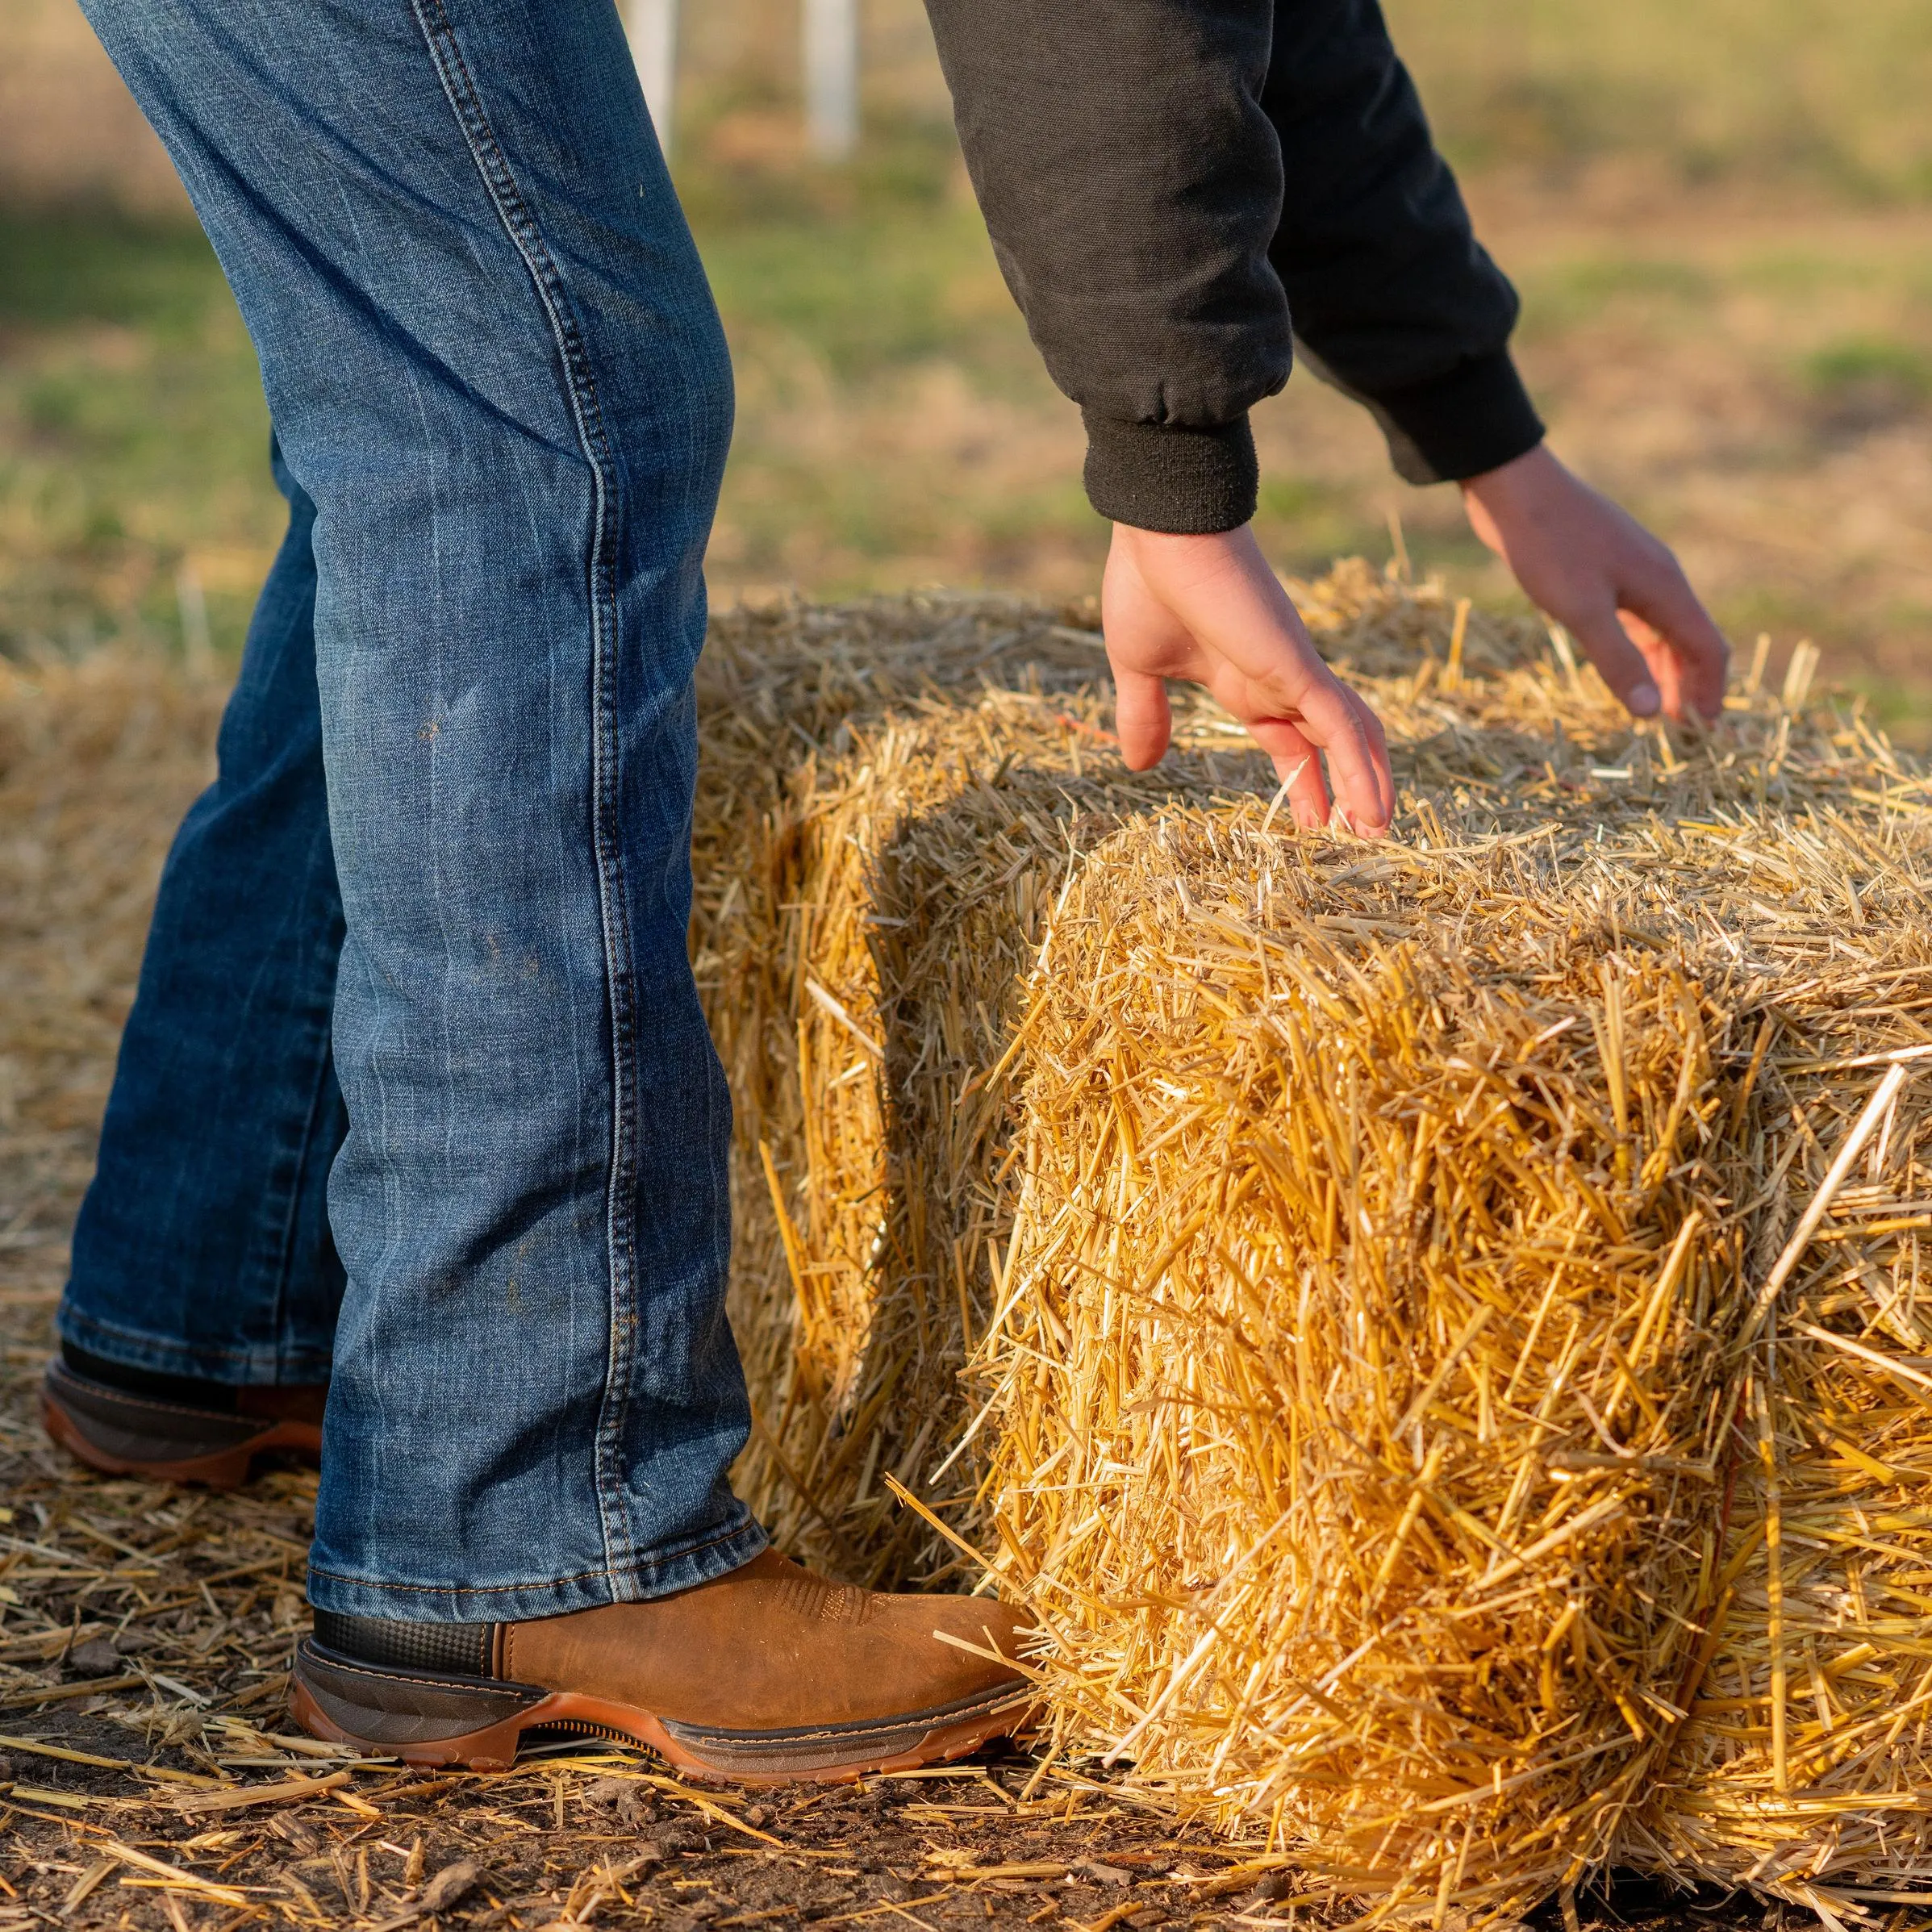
[60,0,766,1621]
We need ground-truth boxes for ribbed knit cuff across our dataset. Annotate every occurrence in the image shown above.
[1081,411,1258,533]
[1360,348,1546,486]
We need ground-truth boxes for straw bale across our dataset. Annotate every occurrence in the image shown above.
[690,593,1191,1585]
[691,570,1932,1914]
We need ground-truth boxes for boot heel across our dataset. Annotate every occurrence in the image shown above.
[43,1386,257,1489]
[291,1638,545,1770]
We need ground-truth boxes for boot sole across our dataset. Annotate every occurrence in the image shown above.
[290,1637,1034,1784]
[42,1386,323,1490]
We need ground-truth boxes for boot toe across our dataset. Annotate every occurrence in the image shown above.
[899,1592,1034,1698]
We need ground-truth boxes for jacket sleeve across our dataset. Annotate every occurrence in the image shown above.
[922,0,1292,534]
[920,0,1543,533]
[1262,0,1543,485]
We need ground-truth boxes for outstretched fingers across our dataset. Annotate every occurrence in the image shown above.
[1233,676,1393,835]
[1243,716,1330,828]
[1563,597,1667,719]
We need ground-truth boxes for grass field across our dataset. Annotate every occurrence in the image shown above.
[0,1,1929,722]
[1385,0,1932,196]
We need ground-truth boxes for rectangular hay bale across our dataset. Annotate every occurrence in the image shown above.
[691,570,1932,1917]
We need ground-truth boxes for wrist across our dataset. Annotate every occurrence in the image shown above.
[1460,440,1559,508]
[1111,521,1247,555]
[1459,443,1569,556]
[1110,520,1264,589]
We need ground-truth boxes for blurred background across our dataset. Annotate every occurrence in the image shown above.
[2,0,1930,727]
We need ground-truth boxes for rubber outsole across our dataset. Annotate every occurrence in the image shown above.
[41,1386,323,1490]
[290,1638,1035,1784]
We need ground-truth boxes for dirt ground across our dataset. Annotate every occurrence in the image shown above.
[0,1375,1757,1932]
[0,1432,1241,1932]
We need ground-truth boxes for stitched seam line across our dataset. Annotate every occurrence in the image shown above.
[304,1517,756,1597]
[668,1696,1015,1747]
[244,529,336,1381]
[407,0,641,1577]
[269,958,342,1381]
[307,1652,532,1696]
[58,1308,303,1375]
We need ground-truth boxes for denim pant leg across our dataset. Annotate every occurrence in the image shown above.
[76,0,763,1620]
[63,446,346,1387]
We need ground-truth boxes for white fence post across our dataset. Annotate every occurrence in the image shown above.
[803,0,858,160]
[623,0,680,159]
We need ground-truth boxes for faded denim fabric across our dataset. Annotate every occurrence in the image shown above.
[59,0,766,1620]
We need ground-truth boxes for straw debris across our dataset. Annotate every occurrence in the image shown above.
[691,568,1932,1913]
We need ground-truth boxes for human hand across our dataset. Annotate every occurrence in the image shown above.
[1460,444,1729,724]
[1102,523,1396,835]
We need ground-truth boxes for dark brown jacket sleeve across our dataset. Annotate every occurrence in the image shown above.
[922,0,1542,532]
[1263,0,1542,487]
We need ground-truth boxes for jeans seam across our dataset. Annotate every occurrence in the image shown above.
[407,0,642,1578]
[269,910,341,1383]
[58,1306,332,1380]
[223,553,333,1381]
[305,1512,758,1597]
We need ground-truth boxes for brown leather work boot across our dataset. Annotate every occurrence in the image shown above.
[290,1549,1037,1783]
[42,1347,326,1489]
